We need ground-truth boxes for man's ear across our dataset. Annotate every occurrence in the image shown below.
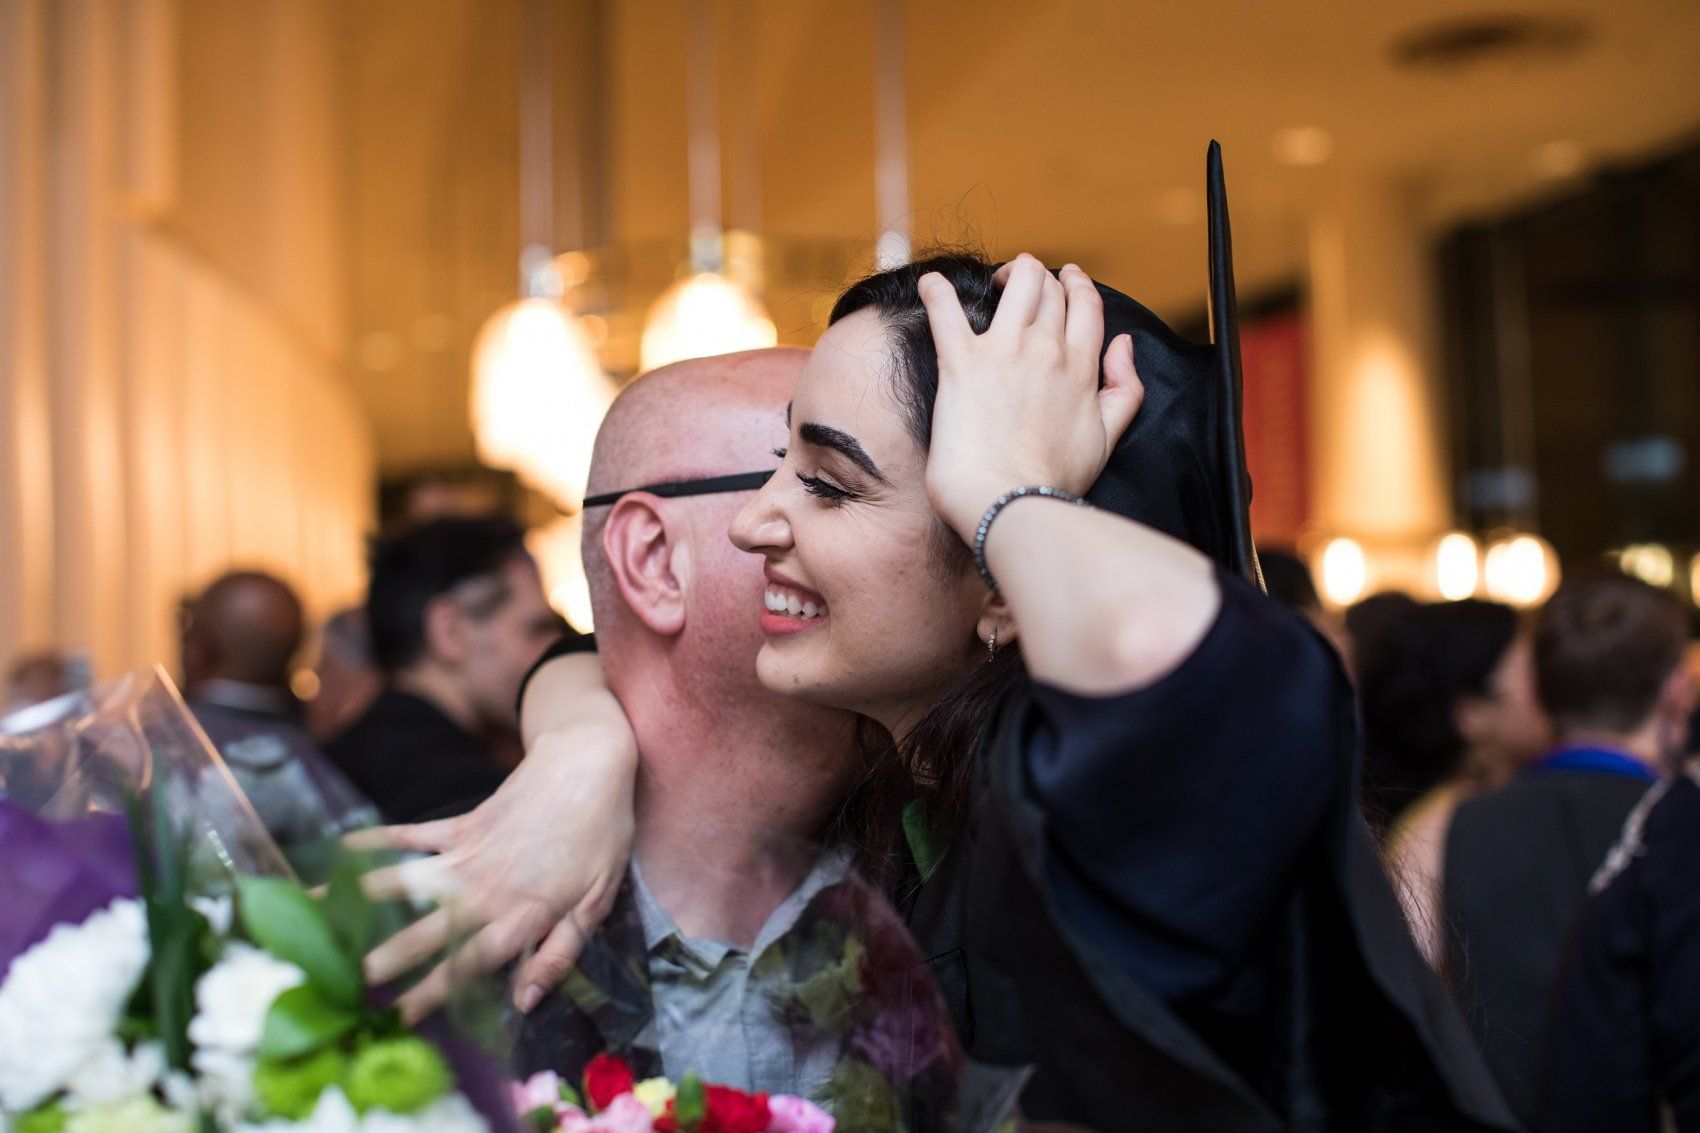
[974,589,1018,655]
[421,593,470,666]
[1453,695,1490,748]
[603,496,687,637]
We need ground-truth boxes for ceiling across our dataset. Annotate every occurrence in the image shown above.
[339,0,1700,475]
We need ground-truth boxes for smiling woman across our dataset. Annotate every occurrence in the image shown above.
[359,151,1521,1132]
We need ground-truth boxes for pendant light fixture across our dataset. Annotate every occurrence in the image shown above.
[640,0,776,371]
[470,0,613,512]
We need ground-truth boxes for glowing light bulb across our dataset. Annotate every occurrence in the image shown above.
[1318,537,1368,608]
[1482,533,1559,608]
[1619,543,1675,588]
[640,273,777,372]
[1435,532,1481,601]
[470,298,615,510]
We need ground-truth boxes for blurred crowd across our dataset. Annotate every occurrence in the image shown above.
[6,534,1700,1128]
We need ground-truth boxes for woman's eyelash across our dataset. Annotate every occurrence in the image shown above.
[796,471,855,503]
[771,447,788,460]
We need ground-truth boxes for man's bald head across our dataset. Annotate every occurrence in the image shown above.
[583,348,806,632]
[181,570,305,690]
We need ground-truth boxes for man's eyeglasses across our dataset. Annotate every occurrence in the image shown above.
[581,470,775,509]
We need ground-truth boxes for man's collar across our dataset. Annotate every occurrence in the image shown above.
[629,850,852,958]
[191,679,293,716]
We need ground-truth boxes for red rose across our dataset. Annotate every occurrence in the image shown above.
[699,1085,771,1133]
[582,1054,636,1112]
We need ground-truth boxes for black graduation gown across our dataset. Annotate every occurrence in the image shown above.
[900,570,1518,1132]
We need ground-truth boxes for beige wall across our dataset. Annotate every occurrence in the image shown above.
[0,0,373,682]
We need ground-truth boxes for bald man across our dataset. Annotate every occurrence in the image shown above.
[502,349,879,1093]
[181,570,375,877]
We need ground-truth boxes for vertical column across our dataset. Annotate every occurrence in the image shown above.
[1306,177,1453,596]
[0,0,57,662]
[47,0,132,675]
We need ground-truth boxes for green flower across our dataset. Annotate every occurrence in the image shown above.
[343,1036,453,1115]
[254,1047,349,1119]
[821,1060,902,1133]
[14,1102,67,1133]
[62,1097,193,1133]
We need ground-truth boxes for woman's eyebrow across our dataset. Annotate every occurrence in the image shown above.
[799,421,887,482]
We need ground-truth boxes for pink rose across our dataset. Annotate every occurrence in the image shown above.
[766,1095,835,1133]
[590,1092,656,1133]
[513,1071,566,1115]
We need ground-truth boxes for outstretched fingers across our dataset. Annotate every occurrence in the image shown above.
[343,818,459,855]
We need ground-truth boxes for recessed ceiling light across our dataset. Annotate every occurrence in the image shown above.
[1530,139,1586,179]
[1272,127,1333,167]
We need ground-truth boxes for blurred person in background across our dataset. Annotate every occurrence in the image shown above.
[1372,600,1550,966]
[1257,546,1348,661]
[179,570,376,876]
[3,651,82,714]
[304,607,383,745]
[1344,590,1426,829]
[1443,574,1693,1124]
[327,516,561,823]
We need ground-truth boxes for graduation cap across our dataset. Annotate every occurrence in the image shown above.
[1083,141,1261,587]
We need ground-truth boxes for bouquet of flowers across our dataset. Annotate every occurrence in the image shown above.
[511,1057,832,1133]
[0,668,512,1133]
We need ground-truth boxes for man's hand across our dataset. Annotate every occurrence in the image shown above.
[346,655,637,1023]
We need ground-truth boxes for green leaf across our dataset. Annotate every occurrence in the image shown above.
[674,1072,705,1130]
[324,857,377,960]
[557,1080,582,1109]
[238,877,362,1008]
[258,984,361,1060]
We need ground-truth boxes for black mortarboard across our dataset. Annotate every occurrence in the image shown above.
[1084,141,1260,586]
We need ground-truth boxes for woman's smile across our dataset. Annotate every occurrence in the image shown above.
[759,567,830,635]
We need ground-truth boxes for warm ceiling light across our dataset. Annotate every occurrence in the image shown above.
[640,272,778,372]
[1619,543,1675,589]
[471,297,615,510]
[1690,553,1700,606]
[1482,533,1559,608]
[1435,532,1481,601]
[1318,537,1368,608]
[1272,127,1333,167]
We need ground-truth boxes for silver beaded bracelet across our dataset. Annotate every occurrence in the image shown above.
[972,485,1092,593]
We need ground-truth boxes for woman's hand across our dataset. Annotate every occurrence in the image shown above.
[345,653,636,1023]
[918,255,1143,540]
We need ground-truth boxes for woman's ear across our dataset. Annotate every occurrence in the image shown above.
[603,496,687,636]
[1452,695,1490,749]
[975,589,1018,655]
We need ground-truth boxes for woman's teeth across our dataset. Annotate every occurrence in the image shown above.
[764,587,827,619]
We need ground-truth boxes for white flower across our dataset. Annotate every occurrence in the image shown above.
[0,898,150,1112]
[63,1039,166,1109]
[189,943,306,1122]
[189,895,235,937]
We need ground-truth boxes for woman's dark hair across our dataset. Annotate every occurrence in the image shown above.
[1352,597,1522,834]
[823,252,1027,875]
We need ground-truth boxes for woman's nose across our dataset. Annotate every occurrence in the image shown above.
[730,480,790,554]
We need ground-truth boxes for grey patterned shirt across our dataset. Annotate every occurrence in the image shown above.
[630,851,850,1099]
